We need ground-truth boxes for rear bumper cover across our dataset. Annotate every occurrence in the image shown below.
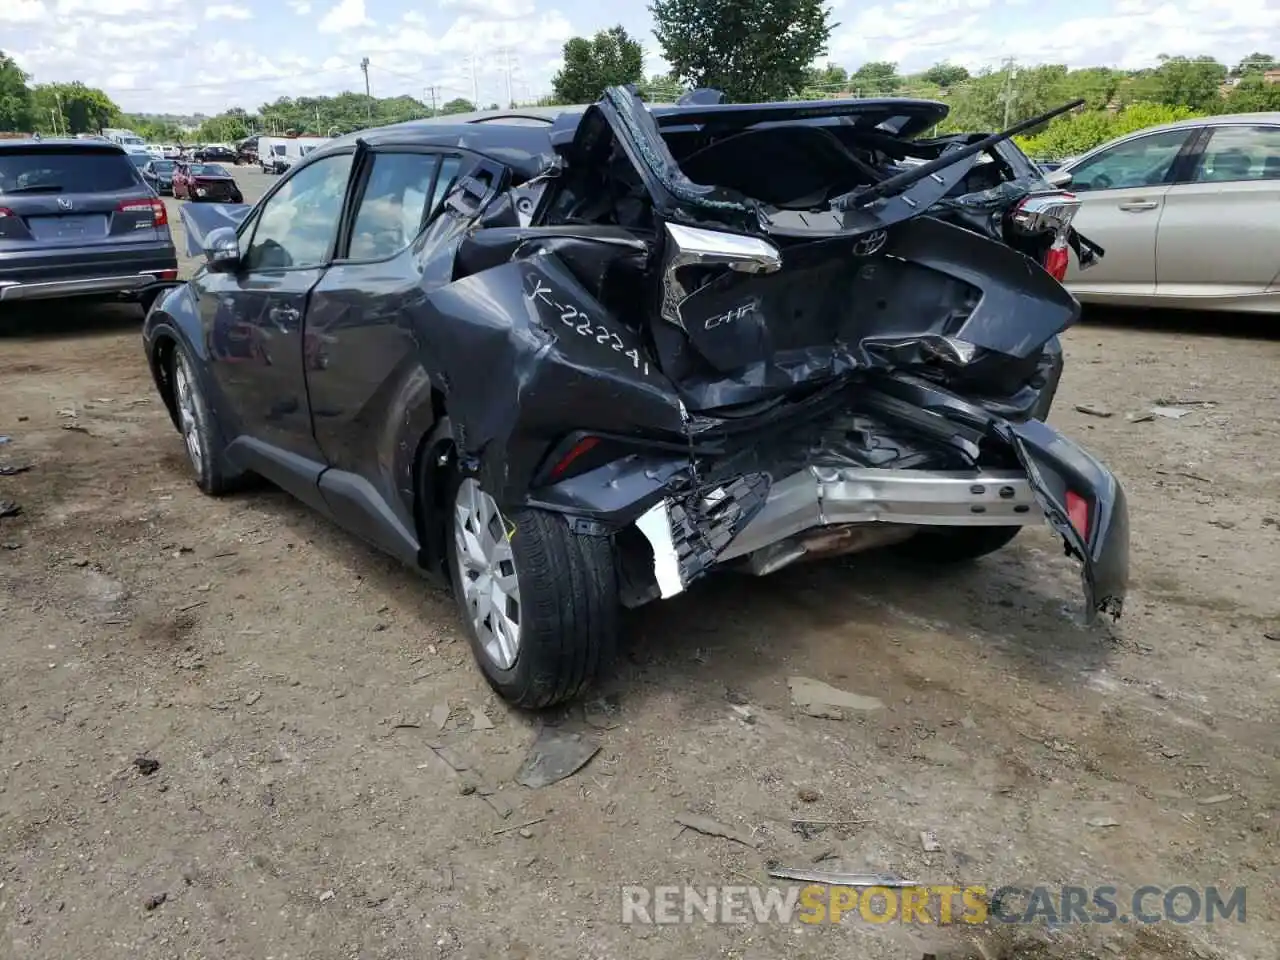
[634,420,1128,623]
[0,268,177,302]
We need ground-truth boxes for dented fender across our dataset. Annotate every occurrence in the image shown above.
[418,252,686,505]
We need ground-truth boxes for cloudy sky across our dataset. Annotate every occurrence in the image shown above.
[2,0,1278,116]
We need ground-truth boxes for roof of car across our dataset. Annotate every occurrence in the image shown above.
[0,137,128,153]
[1147,111,1280,133]
[1063,111,1280,168]
[314,96,951,180]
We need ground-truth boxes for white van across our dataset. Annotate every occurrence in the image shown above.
[259,136,332,173]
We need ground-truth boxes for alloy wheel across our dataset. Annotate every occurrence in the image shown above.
[453,478,522,669]
[173,358,204,476]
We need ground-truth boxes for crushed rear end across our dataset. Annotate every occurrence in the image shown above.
[426,87,1127,622]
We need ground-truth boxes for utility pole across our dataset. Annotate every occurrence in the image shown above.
[360,57,372,121]
[1001,57,1018,128]
[424,86,437,115]
[468,53,479,107]
[501,47,514,108]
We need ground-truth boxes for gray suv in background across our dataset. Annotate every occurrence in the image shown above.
[0,138,179,311]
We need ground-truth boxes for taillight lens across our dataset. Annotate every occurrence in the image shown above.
[1043,246,1070,282]
[117,197,168,227]
[1065,490,1090,541]
[0,207,14,218]
[1011,191,1080,284]
[549,436,602,479]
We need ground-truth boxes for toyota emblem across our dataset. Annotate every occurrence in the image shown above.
[57,197,73,211]
[852,229,887,257]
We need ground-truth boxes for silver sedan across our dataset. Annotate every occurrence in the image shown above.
[1053,112,1280,313]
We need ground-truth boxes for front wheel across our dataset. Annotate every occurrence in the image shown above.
[891,526,1023,564]
[447,475,618,709]
[170,343,232,496]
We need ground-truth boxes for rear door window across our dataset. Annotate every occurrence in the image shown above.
[346,153,462,260]
[0,148,140,195]
[1191,125,1280,182]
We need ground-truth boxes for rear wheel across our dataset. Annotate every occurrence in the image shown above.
[892,526,1023,564]
[446,474,618,709]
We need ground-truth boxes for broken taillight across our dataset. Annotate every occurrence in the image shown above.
[549,436,602,479]
[1011,191,1080,284]
[1066,489,1090,541]
[0,207,14,218]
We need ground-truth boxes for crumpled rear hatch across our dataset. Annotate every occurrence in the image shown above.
[559,87,1090,414]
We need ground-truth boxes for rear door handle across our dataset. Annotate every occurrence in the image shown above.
[1117,200,1159,211]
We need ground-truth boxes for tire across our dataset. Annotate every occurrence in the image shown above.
[446,472,619,709]
[170,343,232,496]
[891,526,1023,564]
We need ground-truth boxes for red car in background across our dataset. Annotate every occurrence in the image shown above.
[172,162,243,203]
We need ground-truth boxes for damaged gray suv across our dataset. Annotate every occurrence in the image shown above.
[143,86,1128,708]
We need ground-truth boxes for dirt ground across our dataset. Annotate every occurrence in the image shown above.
[1,171,1277,960]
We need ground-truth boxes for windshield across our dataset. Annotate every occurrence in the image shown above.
[130,155,149,168]
[190,164,229,177]
[271,144,287,156]
[120,136,144,145]
[0,148,139,194]
[151,160,175,172]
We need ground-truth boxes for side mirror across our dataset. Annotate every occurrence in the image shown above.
[1045,168,1073,189]
[203,226,241,272]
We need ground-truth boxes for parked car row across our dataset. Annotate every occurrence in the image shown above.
[138,159,243,203]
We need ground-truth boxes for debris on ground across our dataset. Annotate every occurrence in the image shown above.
[0,501,21,519]
[429,703,451,731]
[1074,404,1113,418]
[514,728,599,788]
[0,436,9,444]
[1126,411,1156,423]
[470,707,494,731]
[142,892,167,911]
[1197,794,1234,805]
[318,889,335,902]
[1086,817,1120,828]
[243,690,262,706]
[768,866,916,887]
[674,813,761,848]
[797,787,820,803]
[0,463,32,476]
[494,817,545,836]
[788,676,884,719]
[1151,406,1192,420]
[133,757,160,775]
[920,830,942,851]
[425,742,469,773]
